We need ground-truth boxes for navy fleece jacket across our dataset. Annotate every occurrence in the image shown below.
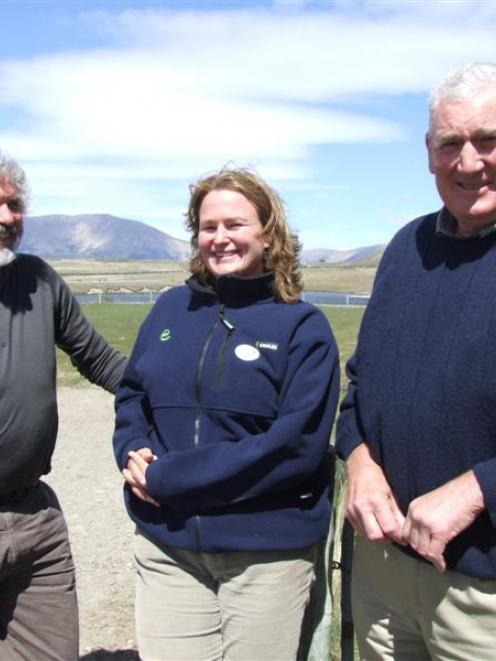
[337,211,496,579]
[113,273,339,553]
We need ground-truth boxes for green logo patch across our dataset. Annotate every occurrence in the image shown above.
[160,328,171,342]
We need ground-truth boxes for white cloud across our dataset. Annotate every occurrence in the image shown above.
[82,2,496,98]
[1,0,495,244]
[0,50,402,168]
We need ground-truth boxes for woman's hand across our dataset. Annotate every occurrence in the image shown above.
[123,448,160,507]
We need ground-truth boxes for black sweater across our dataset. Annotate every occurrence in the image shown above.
[0,254,126,497]
[337,212,496,579]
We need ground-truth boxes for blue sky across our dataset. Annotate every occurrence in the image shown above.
[1,0,496,249]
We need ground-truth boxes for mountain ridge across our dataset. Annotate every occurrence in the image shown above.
[22,214,191,260]
[22,213,385,264]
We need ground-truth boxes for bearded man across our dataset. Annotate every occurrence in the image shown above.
[0,152,125,660]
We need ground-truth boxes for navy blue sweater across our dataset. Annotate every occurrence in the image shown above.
[337,211,496,579]
[113,273,340,553]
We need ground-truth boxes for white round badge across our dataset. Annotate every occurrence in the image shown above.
[234,344,260,362]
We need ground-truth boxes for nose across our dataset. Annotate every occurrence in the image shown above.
[457,141,484,174]
[0,204,18,225]
[213,224,229,244]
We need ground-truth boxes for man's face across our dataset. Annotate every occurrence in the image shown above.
[0,176,24,265]
[427,90,496,236]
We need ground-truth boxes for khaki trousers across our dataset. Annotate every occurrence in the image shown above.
[134,531,317,661]
[352,536,496,661]
[0,481,78,661]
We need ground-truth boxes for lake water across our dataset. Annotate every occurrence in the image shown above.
[303,291,369,306]
[77,290,370,307]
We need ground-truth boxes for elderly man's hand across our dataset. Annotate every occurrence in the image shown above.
[402,470,484,572]
[123,448,160,507]
[345,443,405,543]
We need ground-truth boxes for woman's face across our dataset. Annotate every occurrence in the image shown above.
[198,189,268,279]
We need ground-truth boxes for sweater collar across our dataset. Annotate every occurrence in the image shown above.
[186,271,276,307]
[436,207,496,239]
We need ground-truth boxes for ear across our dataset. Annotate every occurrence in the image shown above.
[426,132,435,174]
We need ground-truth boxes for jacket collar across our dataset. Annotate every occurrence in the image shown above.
[186,271,276,307]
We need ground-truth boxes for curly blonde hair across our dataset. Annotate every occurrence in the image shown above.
[185,167,302,303]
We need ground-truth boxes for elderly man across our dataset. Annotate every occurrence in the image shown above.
[0,152,126,660]
[337,63,496,659]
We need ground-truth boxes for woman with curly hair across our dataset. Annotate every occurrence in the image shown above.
[113,167,339,660]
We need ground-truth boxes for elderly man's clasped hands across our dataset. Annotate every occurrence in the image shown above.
[345,443,485,572]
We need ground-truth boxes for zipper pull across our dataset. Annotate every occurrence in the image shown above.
[219,304,235,331]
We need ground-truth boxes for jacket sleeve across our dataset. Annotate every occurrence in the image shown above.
[50,266,126,393]
[144,310,340,510]
[335,352,366,460]
[113,317,155,469]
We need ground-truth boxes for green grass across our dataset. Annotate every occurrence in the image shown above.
[322,306,364,389]
[56,303,152,386]
[79,303,153,354]
[57,303,364,387]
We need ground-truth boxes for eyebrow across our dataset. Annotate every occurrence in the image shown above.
[200,216,249,225]
[475,127,496,138]
[434,126,496,146]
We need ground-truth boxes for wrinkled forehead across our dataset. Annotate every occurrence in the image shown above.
[431,90,496,130]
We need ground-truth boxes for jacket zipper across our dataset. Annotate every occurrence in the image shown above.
[192,304,236,550]
[215,304,235,389]
[193,316,218,551]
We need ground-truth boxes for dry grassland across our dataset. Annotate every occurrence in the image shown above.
[49,259,191,294]
[302,265,376,293]
[49,259,376,295]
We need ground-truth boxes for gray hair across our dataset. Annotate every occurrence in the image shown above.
[429,63,496,132]
[0,151,28,211]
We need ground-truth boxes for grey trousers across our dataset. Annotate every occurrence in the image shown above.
[134,531,317,661]
[0,481,79,661]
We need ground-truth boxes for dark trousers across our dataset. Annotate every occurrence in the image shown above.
[0,481,79,660]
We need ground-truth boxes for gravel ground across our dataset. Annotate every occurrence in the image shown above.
[46,385,341,661]
[46,385,139,660]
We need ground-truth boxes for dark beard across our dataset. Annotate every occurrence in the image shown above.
[0,223,22,249]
